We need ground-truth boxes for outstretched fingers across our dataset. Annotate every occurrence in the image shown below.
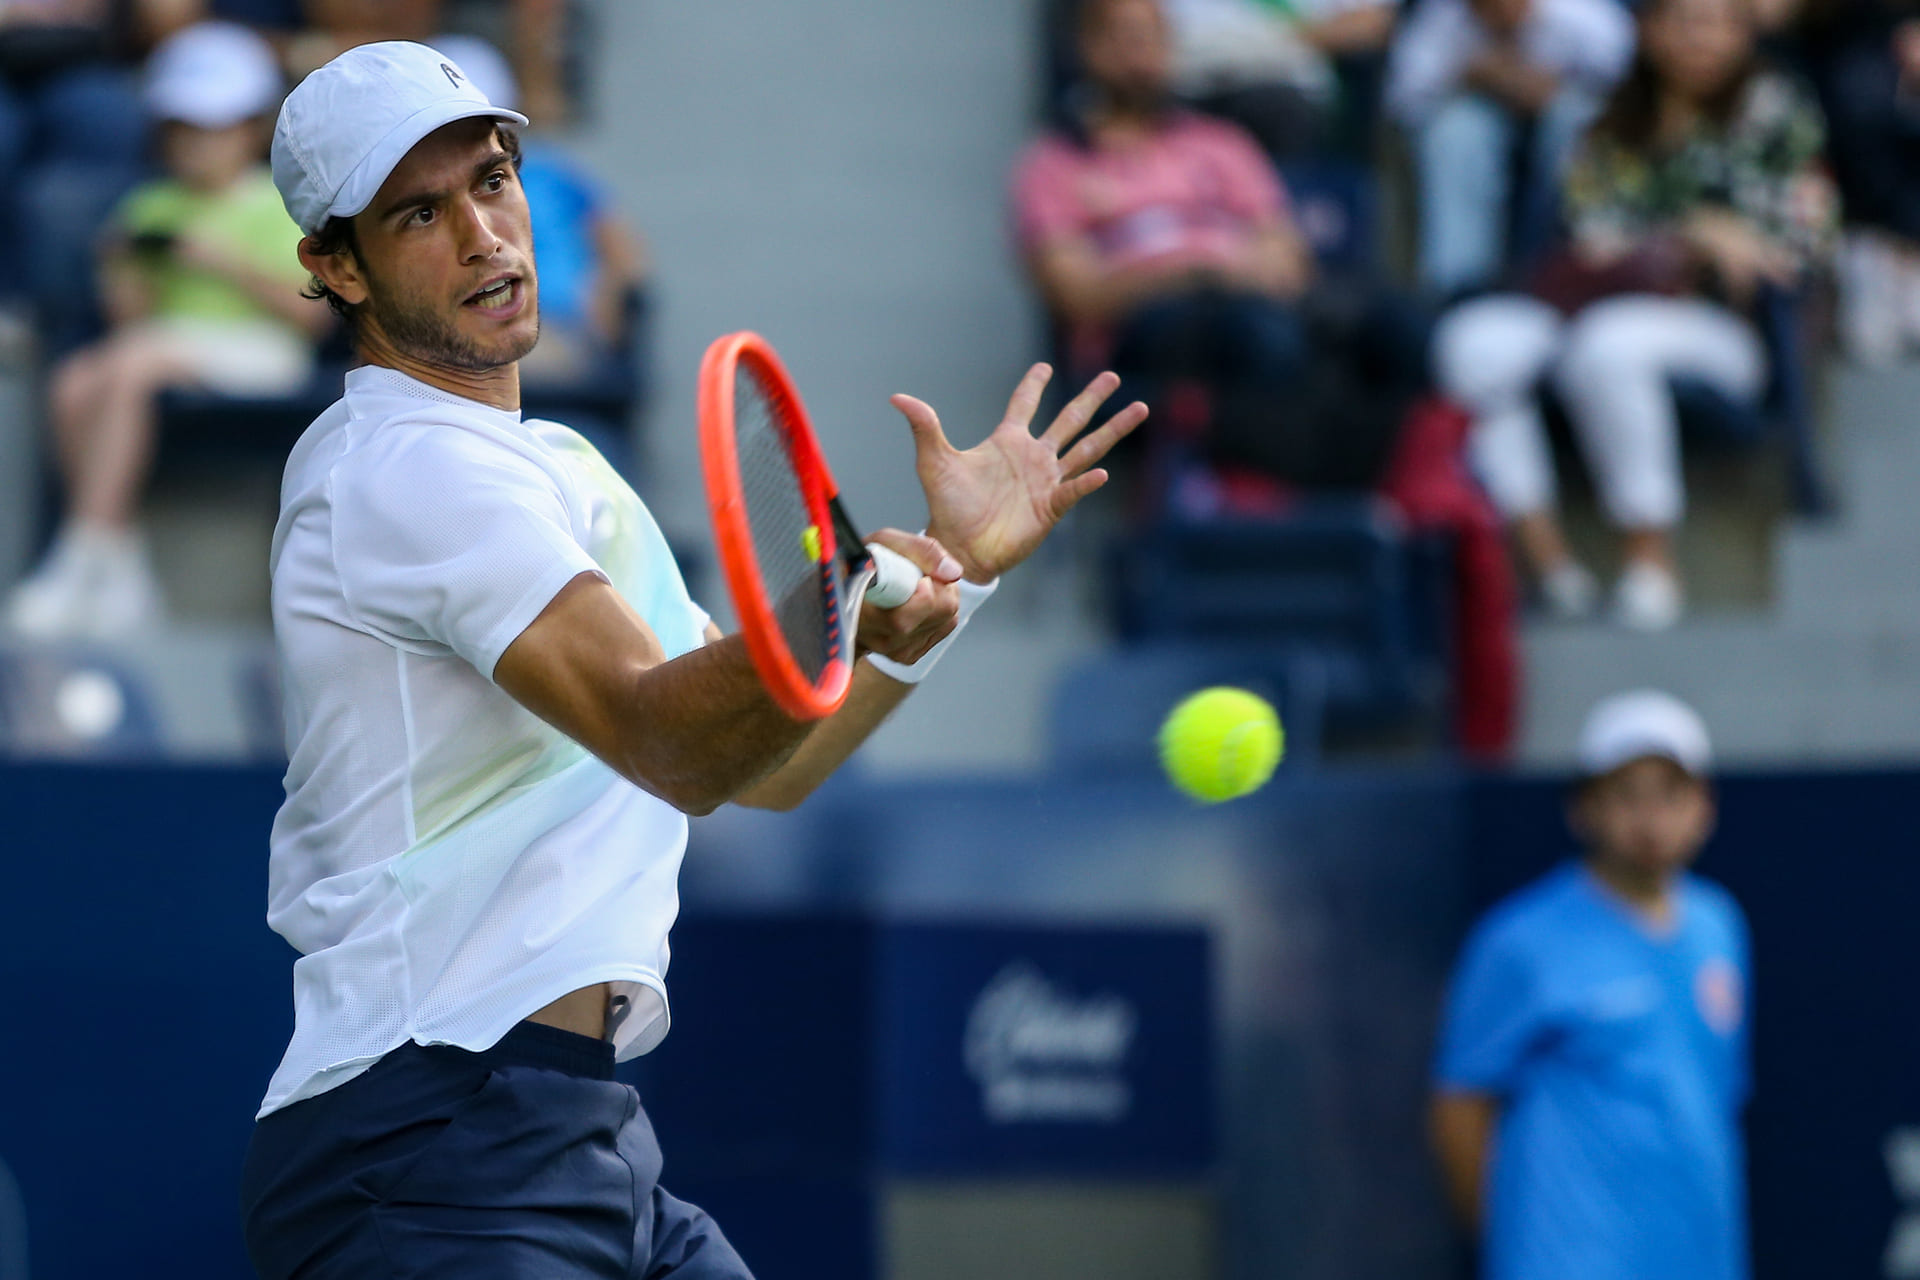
[1048,467,1112,520]
[1040,371,1123,450]
[1001,363,1054,433]
[1059,400,1148,480]
[890,393,953,458]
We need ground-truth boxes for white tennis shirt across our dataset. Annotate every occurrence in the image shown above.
[259,365,709,1118]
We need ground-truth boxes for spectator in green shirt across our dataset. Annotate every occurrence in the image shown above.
[6,21,329,640]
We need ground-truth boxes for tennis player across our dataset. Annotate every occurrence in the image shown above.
[239,42,1145,1280]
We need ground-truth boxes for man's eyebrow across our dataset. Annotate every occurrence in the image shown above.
[375,152,514,222]
[377,186,449,222]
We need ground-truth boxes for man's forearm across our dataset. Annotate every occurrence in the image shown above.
[1429,1093,1497,1229]
[730,660,915,811]
[610,634,818,815]
[1463,51,1560,113]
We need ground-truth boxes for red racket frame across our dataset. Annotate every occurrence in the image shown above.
[698,331,853,720]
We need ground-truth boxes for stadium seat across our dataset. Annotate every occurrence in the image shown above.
[1101,501,1451,756]
[154,288,653,477]
[1534,286,1828,517]
[1050,639,1333,771]
[1669,285,1827,515]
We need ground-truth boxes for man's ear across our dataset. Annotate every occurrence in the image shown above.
[297,234,370,307]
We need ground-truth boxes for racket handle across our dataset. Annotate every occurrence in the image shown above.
[864,543,921,609]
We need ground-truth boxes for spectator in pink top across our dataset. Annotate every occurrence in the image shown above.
[1016,0,1313,381]
[1014,0,1431,489]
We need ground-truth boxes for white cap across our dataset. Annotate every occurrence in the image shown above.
[430,35,519,112]
[146,21,283,129]
[1577,689,1713,778]
[271,40,529,236]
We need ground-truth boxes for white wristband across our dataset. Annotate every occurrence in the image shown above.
[866,575,998,685]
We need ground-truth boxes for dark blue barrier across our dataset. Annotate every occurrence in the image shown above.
[2,760,1916,1280]
[0,763,290,1280]
[626,917,1212,1279]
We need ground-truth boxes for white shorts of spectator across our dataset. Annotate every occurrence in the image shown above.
[131,316,314,398]
[1433,292,1766,530]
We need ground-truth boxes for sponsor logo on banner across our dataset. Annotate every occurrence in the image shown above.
[963,961,1138,1124]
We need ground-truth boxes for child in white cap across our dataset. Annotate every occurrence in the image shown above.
[5,21,327,639]
[1429,689,1752,1280]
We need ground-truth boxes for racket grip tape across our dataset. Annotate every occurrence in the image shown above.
[864,543,921,609]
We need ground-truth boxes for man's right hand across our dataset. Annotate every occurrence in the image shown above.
[852,529,962,667]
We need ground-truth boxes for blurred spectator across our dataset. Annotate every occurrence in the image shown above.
[1386,0,1634,295]
[1161,0,1397,158]
[1430,690,1749,1280]
[5,22,323,639]
[1803,0,1920,363]
[0,0,151,355]
[435,34,646,392]
[286,1,574,125]
[1016,0,1430,491]
[281,0,440,76]
[1432,0,1836,629]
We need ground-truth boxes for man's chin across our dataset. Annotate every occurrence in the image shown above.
[459,315,541,370]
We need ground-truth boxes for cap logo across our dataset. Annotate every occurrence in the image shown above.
[441,63,463,88]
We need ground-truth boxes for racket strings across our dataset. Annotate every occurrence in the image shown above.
[734,367,836,684]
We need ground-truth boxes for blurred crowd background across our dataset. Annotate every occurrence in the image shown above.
[0,5,1916,1280]
[0,0,1913,774]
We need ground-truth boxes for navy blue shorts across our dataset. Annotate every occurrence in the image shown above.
[240,1022,752,1279]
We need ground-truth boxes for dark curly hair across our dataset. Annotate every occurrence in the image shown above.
[300,126,524,326]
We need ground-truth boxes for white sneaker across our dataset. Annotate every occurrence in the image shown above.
[78,529,165,638]
[1839,232,1907,367]
[5,534,93,638]
[1614,561,1683,631]
[1539,561,1599,620]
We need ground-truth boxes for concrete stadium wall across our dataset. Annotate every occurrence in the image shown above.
[573,0,1046,568]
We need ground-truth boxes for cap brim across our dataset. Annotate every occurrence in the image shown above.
[1581,745,1710,780]
[324,98,530,229]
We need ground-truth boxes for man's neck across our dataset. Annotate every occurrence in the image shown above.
[355,331,521,411]
[1585,856,1678,926]
[1087,92,1173,144]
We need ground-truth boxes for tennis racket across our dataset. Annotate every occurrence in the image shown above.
[698,331,922,721]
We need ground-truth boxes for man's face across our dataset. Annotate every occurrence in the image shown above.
[339,118,540,373]
[1081,0,1174,111]
[161,119,262,191]
[1469,0,1534,37]
[1573,757,1716,878]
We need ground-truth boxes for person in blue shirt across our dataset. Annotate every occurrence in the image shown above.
[1430,689,1751,1280]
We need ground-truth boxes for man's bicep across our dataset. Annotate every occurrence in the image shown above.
[494,572,669,762]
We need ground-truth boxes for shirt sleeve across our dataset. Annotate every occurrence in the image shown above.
[331,425,606,680]
[112,181,174,237]
[1549,0,1635,91]
[1011,138,1089,253]
[1206,123,1289,225]
[1385,0,1476,124]
[1434,920,1543,1095]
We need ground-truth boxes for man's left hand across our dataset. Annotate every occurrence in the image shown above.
[894,365,1147,584]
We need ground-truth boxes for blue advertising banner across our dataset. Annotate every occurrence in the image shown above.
[631,917,1213,1181]
[876,922,1212,1177]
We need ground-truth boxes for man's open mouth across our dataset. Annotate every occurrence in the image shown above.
[466,277,520,311]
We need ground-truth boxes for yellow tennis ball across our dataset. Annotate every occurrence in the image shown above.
[1158,687,1284,803]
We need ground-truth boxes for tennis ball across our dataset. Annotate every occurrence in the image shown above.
[1158,687,1284,803]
